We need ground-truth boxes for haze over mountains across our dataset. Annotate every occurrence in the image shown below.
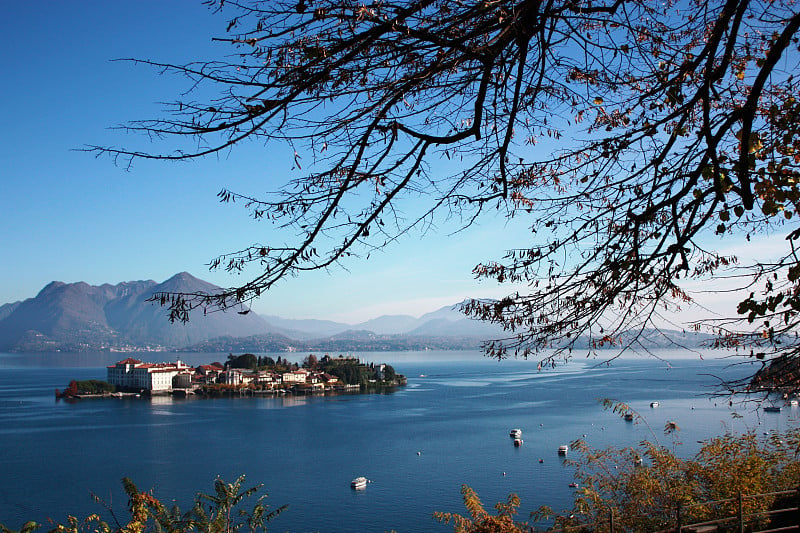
[0,272,715,353]
[0,272,505,352]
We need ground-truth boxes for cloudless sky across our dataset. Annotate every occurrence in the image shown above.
[0,1,773,326]
[0,1,539,323]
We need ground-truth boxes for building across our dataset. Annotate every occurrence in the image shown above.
[107,358,194,393]
[282,369,310,384]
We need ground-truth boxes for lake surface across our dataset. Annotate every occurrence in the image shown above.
[0,350,796,532]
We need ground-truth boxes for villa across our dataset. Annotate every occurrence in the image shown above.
[107,358,194,393]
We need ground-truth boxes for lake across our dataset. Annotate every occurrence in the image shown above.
[0,350,796,532]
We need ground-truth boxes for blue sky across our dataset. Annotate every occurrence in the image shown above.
[0,1,536,323]
[1,1,775,327]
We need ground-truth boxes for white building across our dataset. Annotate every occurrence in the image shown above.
[107,358,193,392]
[282,369,310,384]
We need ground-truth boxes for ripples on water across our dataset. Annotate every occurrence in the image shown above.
[0,350,795,532]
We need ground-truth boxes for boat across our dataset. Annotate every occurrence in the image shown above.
[568,482,579,488]
[650,401,659,408]
[351,476,368,490]
[558,445,569,455]
[513,438,523,447]
[790,400,799,407]
[764,406,782,413]
[624,413,634,421]
[509,428,522,438]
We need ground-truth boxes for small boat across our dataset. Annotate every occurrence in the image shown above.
[624,413,634,421]
[634,456,643,466]
[513,438,523,447]
[509,428,522,438]
[351,476,368,490]
[790,400,799,407]
[568,482,579,488]
[558,445,569,455]
[764,406,782,413]
[650,401,659,408]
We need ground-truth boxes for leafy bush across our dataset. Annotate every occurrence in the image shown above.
[0,475,285,533]
[437,429,800,532]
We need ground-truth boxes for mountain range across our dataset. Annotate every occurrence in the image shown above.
[0,272,506,352]
[0,272,715,353]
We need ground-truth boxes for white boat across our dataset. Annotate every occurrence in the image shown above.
[558,445,569,455]
[650,401,659,408]
[513,438,523,447]
[509,428,522,438]
[790,400,798,407]
[351,476,368,490]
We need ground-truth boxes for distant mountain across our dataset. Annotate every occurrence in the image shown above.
[103,272,271,348]
[407,316,505,337]
[354,314,421,334]
[263,303,498,338]
[418,304,467,322]
[0,273,270,352]
[0,281,125,351]
[0,274,718,353]
[351,304,483,335]
[0,301,21,322]
[185,330,487,353]
[184,332,297,353]
[260,315,351,340]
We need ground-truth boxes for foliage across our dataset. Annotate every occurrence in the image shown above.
[256,356,275,368]
[561,430,800,531]
[436,429,800,532]
[78,380,116,395]
[265,356,297,373]
[227,353,257,370]
[55,380,80,399]
[434,485,530,533]
[0,476,284,533]
[0,521,42,533]
[55,380,116,399]
[93,0,800,387]
[317,355,374,384]
[383,364,396,382]
[301,353,318,370]
[186,475,285,533]
[0,475,287,533]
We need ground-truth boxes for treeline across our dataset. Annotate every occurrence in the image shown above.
[55,379,116,398]
[225,353,401,386]
[226,353,299,372]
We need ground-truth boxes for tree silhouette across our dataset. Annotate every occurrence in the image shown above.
[93,0,800,385]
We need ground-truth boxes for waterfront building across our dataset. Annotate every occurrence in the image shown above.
[107,358,194,392]
[320,373,340,385]
[282,369,310,384]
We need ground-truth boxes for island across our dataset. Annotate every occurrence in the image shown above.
[56,353,406,399]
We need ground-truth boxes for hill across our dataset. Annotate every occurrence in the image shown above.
[0,274,716,353]
[0,273,270,351]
